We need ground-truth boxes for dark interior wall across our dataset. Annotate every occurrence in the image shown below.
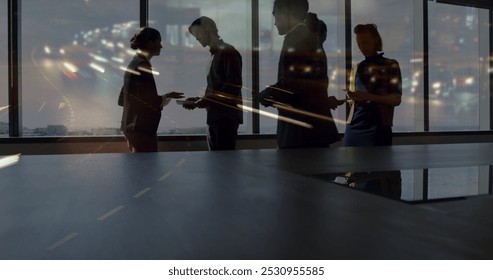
[0,133,492,155]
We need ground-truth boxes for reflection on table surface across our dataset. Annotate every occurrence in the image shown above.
[311,166,491,203]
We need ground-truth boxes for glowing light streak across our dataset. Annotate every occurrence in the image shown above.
[38,102,46,112]
[238,105,313,129]
[430,99,443,107]
[410,58,423,63]
[0,154,21,169]
[89,53,109,63]
[89,62,105,73]
[119,66,140,76]
[272,104,347,126]
[262,85,294,95]
[112,57,125,63]
[137,66,160,76]
[63,62,78,73]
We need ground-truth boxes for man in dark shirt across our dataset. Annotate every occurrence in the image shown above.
[182,16,243,151]
[258,0,340,148]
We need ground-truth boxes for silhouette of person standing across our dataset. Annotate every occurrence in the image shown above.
[182,16,243,151]
[258,0,339,148]
[120,27,184,152]
[344,24,402,146]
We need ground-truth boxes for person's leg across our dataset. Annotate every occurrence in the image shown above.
[375,126,393,146]
[123,131,136,152]
[125,132,158,152]
[207,118,239,151]
[207,123,218,151]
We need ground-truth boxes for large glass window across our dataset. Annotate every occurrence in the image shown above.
[149,0,252,134]
[352,0,417,132]
[258,0,344,134]
[5,1,492,138]
[428,2,490,131]
[0,0,8,136]
[21,0,139,136]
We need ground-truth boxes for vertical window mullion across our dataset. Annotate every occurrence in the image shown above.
[251,0,260,134]
[8,0,21,137]
[423,0,430,132]
[345,0,352,121]
[489,9,492,195]
[140,0,149,27]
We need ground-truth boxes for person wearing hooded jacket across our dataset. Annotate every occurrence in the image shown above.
[259,0,340,148]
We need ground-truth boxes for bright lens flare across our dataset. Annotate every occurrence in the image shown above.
[0,154,21,170]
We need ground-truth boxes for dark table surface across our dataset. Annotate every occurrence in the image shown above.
[1,143,493,259]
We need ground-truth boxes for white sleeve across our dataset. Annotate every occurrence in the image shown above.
[161,97,172,108]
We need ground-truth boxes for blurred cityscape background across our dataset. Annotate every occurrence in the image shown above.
[0,0,490,136]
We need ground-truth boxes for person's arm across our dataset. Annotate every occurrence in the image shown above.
[161,92,185,109]
[202,50,243,107]
[259,30,318,107]
[128,61,162,109]
[259,53,307,107]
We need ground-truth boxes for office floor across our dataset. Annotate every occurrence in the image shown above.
[0,143,492,259]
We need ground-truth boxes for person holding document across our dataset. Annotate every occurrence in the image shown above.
[344,24,402,146]
[120,27,184,152]
[181,17,243,151]
[258,0,340,148]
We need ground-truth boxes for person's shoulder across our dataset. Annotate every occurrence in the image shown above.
[286,23,310,39]
[128,55,149,67]
[219,40,236,50]
[294,23,310,33]
[135,56,151,69]
[220,41,242,56]
[130,54,147,62]
[284,24,313,48]
[383,57,400,68]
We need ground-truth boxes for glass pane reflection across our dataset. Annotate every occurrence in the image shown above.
[312,166,489,203]
[149,0,252,134]
[21,0,139,136]
[428,3,489,131]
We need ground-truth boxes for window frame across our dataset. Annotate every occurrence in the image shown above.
[5,0,493,137]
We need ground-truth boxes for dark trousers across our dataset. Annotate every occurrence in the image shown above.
[344,125,392,147]
[207,118,240,151]
[124,131,158,153]
[375,126,393,146]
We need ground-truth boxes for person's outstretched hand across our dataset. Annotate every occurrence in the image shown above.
[328,96,345,109]
[165,91,185,99]
[182,97,201,110]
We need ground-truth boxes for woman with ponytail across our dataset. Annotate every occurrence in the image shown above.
[120,27,183,152]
